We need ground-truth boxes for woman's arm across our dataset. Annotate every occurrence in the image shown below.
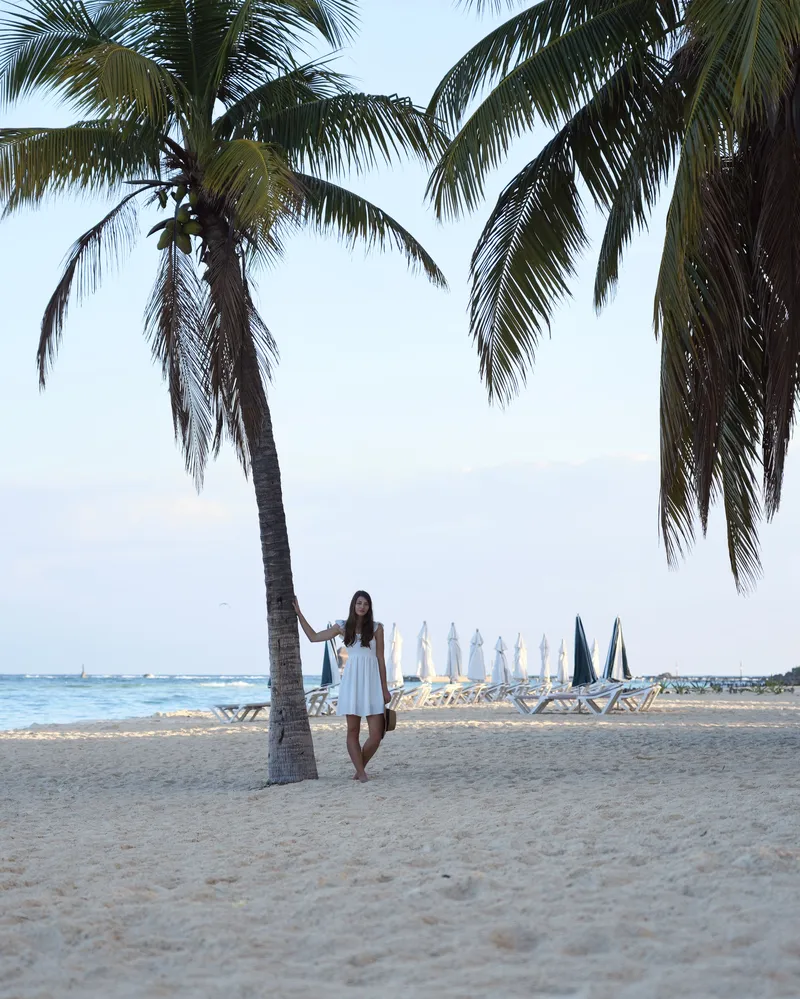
[375,624,391,701]
[293,599,342,643]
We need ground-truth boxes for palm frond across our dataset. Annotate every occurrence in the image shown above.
[686,0,800,121]
[204,138,300,225]
[658,150,765,591]
[432,0,679,132]
[428,0,674,219]
[593,56,684,308]
[295,173,447,289]
[37,188,140,385]
[756,120,800,519]
[716,366,764,591]
[58,41,186,123]
[0,121,159,211]
[465,53,672,403]
[468,133,585,405]
[193,0,357,108]
[144,240,214,488]
[252,92,448,176]
[214,60,349,140]
[284,0,359,48]
[457,0,542,10]
[0,0,119,105]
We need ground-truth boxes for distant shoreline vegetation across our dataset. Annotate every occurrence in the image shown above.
[768,667,800,686]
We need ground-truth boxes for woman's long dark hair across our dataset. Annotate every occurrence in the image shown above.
[343,590,375,648]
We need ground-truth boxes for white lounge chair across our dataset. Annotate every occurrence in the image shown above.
[480,682,514,703]
[513,681,624,716]
[425,683,461,707]
[396,684,432,709]
[452,682,488,704]
[613,683,662,712]
[386,687,405,710]
[305,689,330,716]
[210,702,269,723]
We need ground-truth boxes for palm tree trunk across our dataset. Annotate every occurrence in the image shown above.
[249,400,318,784]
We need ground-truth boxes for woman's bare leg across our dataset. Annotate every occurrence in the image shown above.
[346,715,368,782]
[361,713,386,770]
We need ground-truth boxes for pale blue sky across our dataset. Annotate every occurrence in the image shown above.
[1,0,798,677]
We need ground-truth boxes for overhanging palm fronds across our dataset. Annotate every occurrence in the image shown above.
[467,51,672,403]
[428,0,678,219]
[432,0,800,589]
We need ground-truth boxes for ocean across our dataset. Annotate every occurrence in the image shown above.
[0,673,306,731]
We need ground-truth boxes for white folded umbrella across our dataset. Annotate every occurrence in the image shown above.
[416,621,436,681]
[491,636,510,684]
[467,629,487,681]
[558,639,570,684]
[539,634,551,682]
[388,623,404,686]
[513,633,528,681]
[445,623,462,680]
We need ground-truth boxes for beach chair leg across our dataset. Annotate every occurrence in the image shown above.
[530,695,553,714]
[598,688,624,715]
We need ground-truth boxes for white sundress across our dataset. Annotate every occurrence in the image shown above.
[335,620,385,717]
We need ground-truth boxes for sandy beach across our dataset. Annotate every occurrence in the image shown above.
[2,694,800,999]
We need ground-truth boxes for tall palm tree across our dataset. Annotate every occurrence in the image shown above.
[429,0,800,590]
[0,0,446,782]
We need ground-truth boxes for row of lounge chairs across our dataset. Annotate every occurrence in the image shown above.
[211,677,661,723]
[508,679,662,716]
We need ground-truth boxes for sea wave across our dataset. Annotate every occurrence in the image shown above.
[198,681,259,688]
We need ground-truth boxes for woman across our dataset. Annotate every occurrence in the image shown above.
[293,591,391,782]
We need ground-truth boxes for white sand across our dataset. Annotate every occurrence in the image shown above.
[2,694,800,998]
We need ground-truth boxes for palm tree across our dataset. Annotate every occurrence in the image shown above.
[429,0,800,590]
[0,0,446,782]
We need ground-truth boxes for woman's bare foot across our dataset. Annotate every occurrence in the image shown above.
[354,771,369,783]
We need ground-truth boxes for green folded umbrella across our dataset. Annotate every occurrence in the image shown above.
[572,616,598,687]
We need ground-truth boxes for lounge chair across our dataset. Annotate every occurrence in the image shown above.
[386,687,405,710]
[395,684,432,709]
[210,702,269,723]
[512,681,624,716]
[425,683,461,707]
[452,682,488,704]
[481,682,514,703]
[306,688,330,716]
[613,683,662,712]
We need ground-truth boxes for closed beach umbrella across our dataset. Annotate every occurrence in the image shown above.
[467,629,487,681]
[539,635,551,682]
[321,638,337,686]
[572,615,598,687]
[445,623,462,680]
[417,621,436,681]
[491,637,510,684]
[591,639,600,677]
[558,639,569,684]
[388,623,404,686]
[513,633,528,681]
[603,618,632,681]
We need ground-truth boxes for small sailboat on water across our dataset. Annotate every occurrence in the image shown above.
[80,664,87,680]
